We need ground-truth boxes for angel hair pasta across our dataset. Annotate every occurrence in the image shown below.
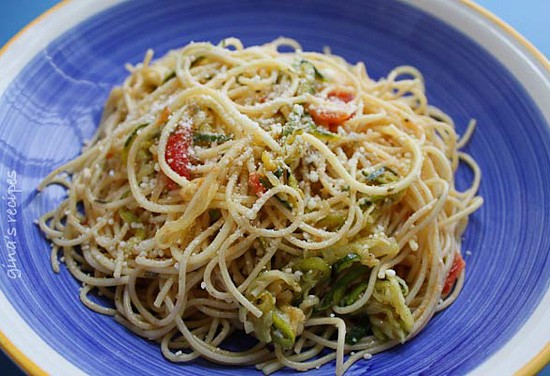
[38,38,483,375]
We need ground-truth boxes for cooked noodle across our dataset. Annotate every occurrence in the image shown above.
[38,38,482,375]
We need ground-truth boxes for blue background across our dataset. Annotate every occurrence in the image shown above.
[0,1,548,375]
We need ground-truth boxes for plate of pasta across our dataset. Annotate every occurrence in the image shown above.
[0,1,549,376]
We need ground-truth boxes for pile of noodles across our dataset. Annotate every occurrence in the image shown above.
[38,38,482,375]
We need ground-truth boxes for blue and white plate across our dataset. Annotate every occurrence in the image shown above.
[0,1,549,375]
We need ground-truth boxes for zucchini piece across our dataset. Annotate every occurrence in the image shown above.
[333,253,361,275]
[192,132,231,146]
[362,166,399,185]
[271,310,295,349]
[310,127,340,142]
[345,316,372,345]
[124,123,149,149]
[119,209,140,223]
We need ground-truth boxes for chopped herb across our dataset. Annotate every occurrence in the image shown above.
[275,195,292,210]
[282,107,315,138]
[119,209,140,223]
[345,316,372,345]
[362,166,399,185]
[273,167,285,179]
[193,132,232,146]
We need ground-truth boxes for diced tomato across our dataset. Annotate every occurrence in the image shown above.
[309,89,355,132]
[310,110,352,132]
[328,89,355,103]
[443,253,466,294]
[164,124,191,189]
[248,172,266,197]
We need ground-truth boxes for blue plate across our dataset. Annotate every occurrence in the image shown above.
[0,1,549,375]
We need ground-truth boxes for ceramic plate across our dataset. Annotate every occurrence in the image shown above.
[0,1,549,375]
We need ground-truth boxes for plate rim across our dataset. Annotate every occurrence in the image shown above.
[0,0,548,374]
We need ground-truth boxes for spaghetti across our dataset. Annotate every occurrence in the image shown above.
[38,38,483,375]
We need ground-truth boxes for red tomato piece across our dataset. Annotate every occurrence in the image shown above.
[309,89,355,132]
[443,253,466,294]
[165,125,191,188]
[248,172,266,197]
[328,89,355,103]
[310,110,352,132]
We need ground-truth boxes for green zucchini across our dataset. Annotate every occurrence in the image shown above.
[193,132,231,146]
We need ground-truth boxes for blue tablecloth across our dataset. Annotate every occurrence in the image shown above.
[0,1,548,375]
